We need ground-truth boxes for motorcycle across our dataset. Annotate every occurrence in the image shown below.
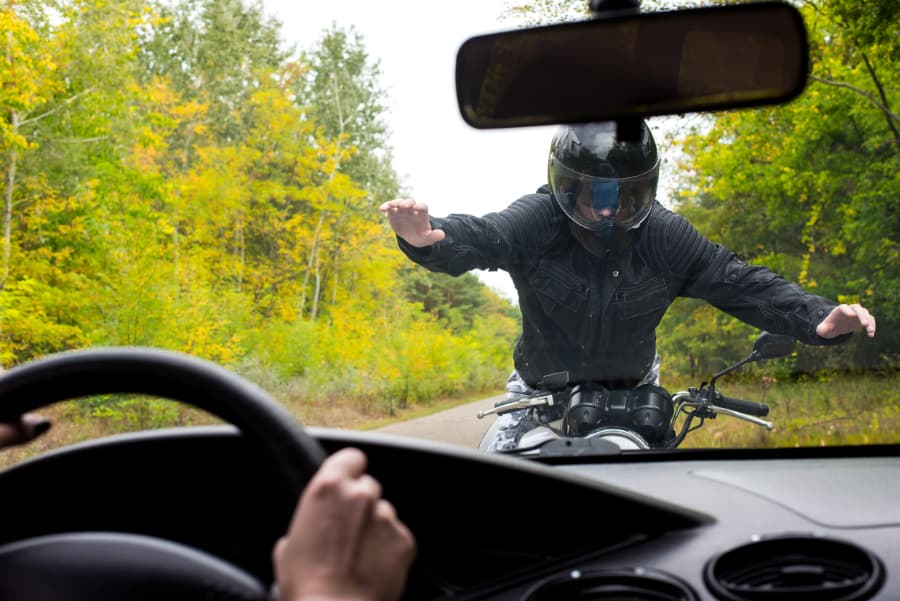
[477,331,795,454]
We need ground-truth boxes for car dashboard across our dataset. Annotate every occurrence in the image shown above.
[0,426,897,601]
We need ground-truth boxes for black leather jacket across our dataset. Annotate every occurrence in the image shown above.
[398,190,847,388]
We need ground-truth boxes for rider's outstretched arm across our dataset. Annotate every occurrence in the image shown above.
[641,205,866,345]
[381,189,564,276]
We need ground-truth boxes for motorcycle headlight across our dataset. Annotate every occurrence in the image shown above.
[628,384,674,442]
[566,384,608,436]
[565,383,674,442]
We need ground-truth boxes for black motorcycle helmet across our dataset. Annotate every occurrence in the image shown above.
[548,121,659,238]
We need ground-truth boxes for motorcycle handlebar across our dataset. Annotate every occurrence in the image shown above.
[712,391,769,417]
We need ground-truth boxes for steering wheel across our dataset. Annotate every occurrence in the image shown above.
[0,347,327,601]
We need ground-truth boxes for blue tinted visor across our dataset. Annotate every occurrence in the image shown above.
[591,181,619,214]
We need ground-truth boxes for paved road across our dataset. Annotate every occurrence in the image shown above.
[375,393,504,449]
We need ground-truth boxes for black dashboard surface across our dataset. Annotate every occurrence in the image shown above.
[0,426,896,600]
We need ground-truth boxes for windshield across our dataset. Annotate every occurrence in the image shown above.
[0,0,896,465]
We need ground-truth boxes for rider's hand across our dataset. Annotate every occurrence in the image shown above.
[379,199,445,248]
[816,303,876,339]
[272,447,416,601]
[0,413,51,449]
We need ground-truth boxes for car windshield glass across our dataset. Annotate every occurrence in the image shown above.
[0,0,897,466]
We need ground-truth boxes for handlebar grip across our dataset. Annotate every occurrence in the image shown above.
[713,392,769,417]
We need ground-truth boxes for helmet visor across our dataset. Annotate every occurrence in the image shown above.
[549,156,659,231]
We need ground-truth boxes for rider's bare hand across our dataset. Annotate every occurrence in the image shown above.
[379,199,445,248]
[816,303,876,339]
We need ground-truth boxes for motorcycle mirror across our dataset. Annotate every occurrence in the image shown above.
[752,332,796,361]
[455,2,808,128]
[710,331,795,387]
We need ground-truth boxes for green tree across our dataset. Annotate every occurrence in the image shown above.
[296,24,400,206]
[1,0,520,413]
[400,265,498,332]
[673,0,899,373]
[138,0,286,144]
[1,0,150,364]
[1,3,59,289]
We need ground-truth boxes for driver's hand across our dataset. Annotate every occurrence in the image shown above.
[379,199,445,248]
[272,447,416,601]
[816,303,876,339]
[0,413,51,449]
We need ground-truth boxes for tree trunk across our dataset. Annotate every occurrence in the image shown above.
[331,251,339,308]
[300,212,326,319]
[236,217,245,292]
[2,143,18,291]
[311,241,321,322]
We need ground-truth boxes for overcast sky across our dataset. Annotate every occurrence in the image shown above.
[261,0,556,300]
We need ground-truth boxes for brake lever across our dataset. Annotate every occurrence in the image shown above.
[710,405,774,430]
[477,393,555,419]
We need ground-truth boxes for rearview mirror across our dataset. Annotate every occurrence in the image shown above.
[456,2,809,128]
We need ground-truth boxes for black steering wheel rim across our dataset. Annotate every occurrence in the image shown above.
[0,346,328,601]
[0,346,326,491]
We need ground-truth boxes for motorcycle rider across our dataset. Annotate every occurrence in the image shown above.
[379,120,876,450]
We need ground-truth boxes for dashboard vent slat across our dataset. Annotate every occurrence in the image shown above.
[705,535,883,601]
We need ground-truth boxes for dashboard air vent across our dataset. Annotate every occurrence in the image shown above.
[525,567,698,601]
[705,535,883,601]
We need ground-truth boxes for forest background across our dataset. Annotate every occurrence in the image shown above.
[1,0,897,442]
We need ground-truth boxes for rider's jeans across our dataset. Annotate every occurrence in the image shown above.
[483,357,662,452]
[482,372,539,452]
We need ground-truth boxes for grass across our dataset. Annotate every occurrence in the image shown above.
[2,371,898,469]
[668,372,900,449]
[0,384,504,469]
